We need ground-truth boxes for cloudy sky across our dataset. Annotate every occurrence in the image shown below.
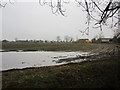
[1,0,115,41]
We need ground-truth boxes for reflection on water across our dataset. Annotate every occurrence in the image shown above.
[0,52,2,90]
[0,53,1,71]
[2,51,89,71]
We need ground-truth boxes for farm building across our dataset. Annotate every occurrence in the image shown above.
[99,38,112,43]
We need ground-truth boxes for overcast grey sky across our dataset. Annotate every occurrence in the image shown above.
[0,7,2,40]
[1,1,115,41]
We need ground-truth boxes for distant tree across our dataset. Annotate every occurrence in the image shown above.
[2,40,9,42]
[44,40,48,43]
[69,37,74,42]
[56,36,61,42]
[39,40,44,43]
[64,35,70,42]
[14,38,18,42]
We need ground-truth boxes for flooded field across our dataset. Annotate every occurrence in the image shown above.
[2,51,89,71]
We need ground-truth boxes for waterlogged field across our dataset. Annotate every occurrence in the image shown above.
[2,42,120,88]
[2,51,89,71]
[2,42,118,71]
[1,42,119,71]
[2,42,117,52]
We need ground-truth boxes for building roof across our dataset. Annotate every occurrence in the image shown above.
[101,38,112,40]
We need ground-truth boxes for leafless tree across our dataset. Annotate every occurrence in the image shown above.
[39,0,120,34]
[0,0,15,8]
[1,0,120,35]
[113,28,120,38]
[56,36,61,42]
[64,35,71,42]
[0,1,7,7]
[69,37,74,42]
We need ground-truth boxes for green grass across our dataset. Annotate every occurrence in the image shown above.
[2,56,120,88]
[2,42,117,52]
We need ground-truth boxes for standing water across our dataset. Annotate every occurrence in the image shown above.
[2,51,89,71]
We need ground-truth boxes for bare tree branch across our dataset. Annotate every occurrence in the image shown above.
[1,0,120,35]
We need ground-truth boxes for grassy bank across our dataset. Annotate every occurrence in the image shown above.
[2,56,120,88]
[2,42,117,52]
